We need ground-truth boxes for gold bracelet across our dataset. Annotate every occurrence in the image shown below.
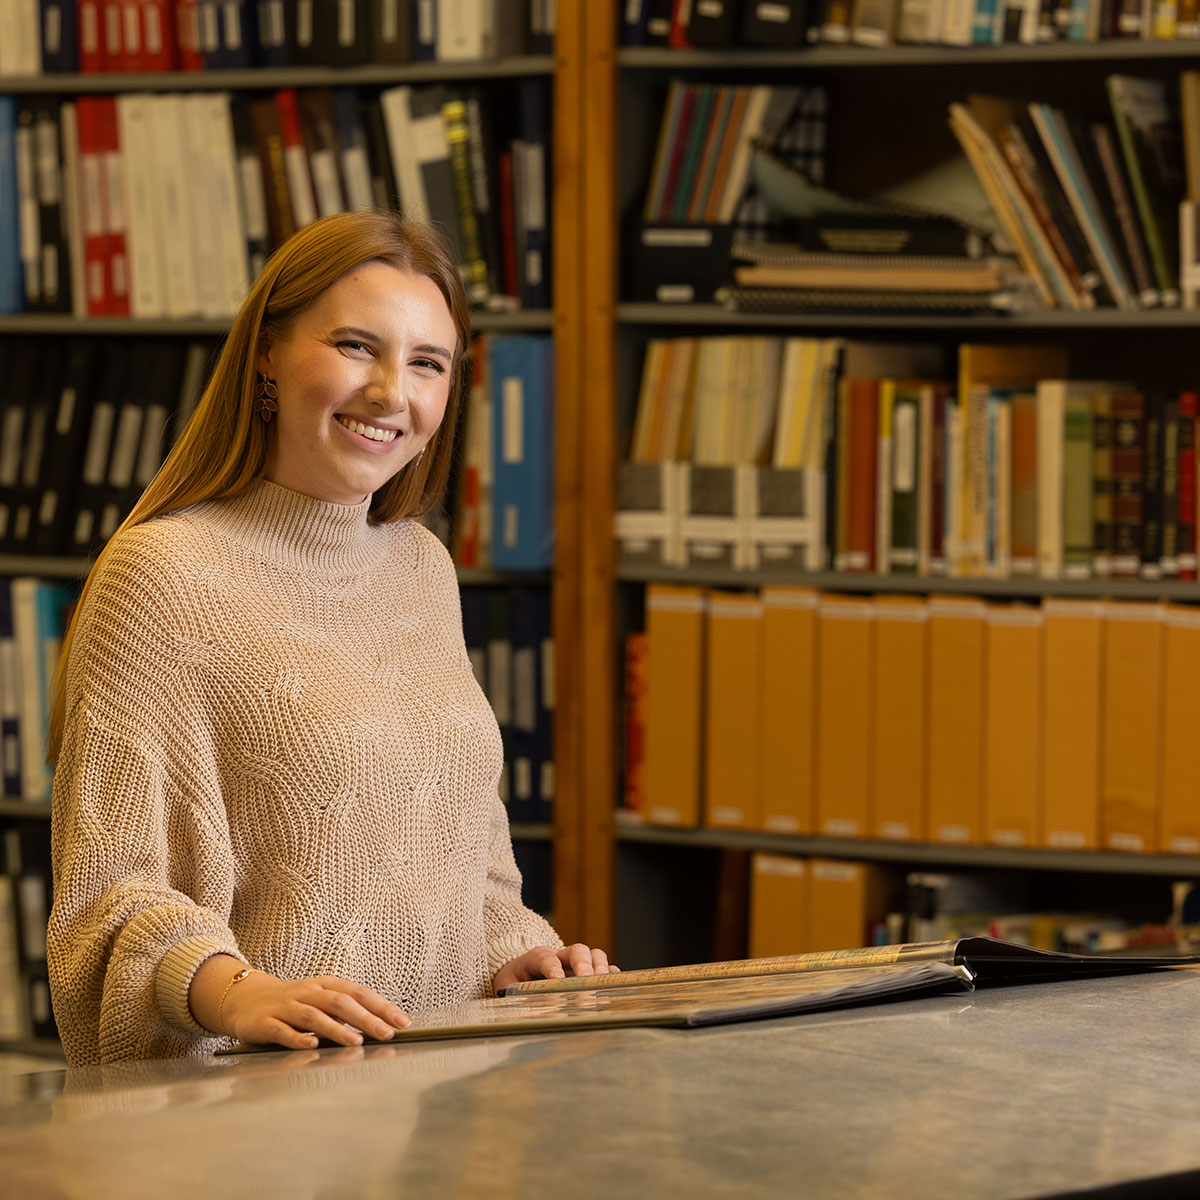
[217,967,255,1036]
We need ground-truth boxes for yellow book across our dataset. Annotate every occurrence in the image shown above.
[1101,601,1165,853]
[749,853,809,958]
[703,590,763,829]
[815,595,874,838]
[760,587,818,835]
[643,584,707,827]
[1161,606,1200,854]
[927,594,986,844]
[871,594,928,841]
[806,859,890,955]
[983,603,1042,847]
[1039,599,1103,850]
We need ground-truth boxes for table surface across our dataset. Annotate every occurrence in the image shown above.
[2,969,1199,1200]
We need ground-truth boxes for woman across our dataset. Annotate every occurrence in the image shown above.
[46,210,614,1067]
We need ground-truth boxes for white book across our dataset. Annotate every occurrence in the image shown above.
[58,101,89,319]
[437,0,488,58]
[13,111,40,307]
[199,93,251,316]
[117,93,165,317]
[15,0,41,74]
[180,94,225,321]
[149,94,201,318]
[379,86,430,223]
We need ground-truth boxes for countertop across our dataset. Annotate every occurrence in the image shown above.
[3,969,1200,1199]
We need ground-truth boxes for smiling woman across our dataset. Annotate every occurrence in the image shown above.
[42,211,616,1067]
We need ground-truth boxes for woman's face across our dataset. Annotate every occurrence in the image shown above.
[257,261,458,506]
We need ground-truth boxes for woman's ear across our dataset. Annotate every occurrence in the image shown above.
[255,340,272,377]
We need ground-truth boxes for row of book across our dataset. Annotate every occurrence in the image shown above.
[0,79,550,317]
[0,0,554,76]
[0,825,54,1045]
[0,339,214,560]
[445,333,555,573]
[617,338,1200,582]
[0,330,555,569]
[949,80,1193,313]
[748,854,1183,961]
[0,575,554,813]
[641,82,826,226]
[626,583,1200,856]
[622,0,1200,48]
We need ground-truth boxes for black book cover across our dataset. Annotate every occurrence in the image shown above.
[1140,391,1164,580]
[361,96,401,213]
[412,0,436,58]
[741,0,809,43]
[39,0,80,70]
[33,339,98,555]
[514,78,551,310]
[369,0,413,60]
[1160,394,1180,578]
[315,0,371,64]
[252,0,294,65]
[688,0,744,44]
[68,345,123,558]
[620,0,651,43]
[3,343,52,555]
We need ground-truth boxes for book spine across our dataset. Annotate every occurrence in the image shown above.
[1110,391,1144,578]
[1177,390,1197,580]
[1062,390,1093,579]
[1141,393,1163,580]
[1091,390,1113,577]
[1160,394,1180,578]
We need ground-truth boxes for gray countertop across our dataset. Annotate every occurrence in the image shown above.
[2,969,1199,1199]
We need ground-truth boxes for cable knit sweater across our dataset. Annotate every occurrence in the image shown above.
[48,479,561,1067]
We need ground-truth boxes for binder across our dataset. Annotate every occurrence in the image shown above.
[39,0,80,70]
[759,587,817,836]
[871,594,927,842]
[749,853,809,958]
[1100,600,1164,854]
[412,0,436,57]
[703,590,762,830]
[0,99,20,314]
[927,594,986,845]
[687,0,743,44]
[1160,605,1200,854]
[806,859,889,955]
[370,0,413,59]
[983,603,1042,848]
[253,0,292,65]
[741,0,809,43]
[315,0,370,63]
[488,334,554,571]
[642,584,707,827]
[815,594,873,839]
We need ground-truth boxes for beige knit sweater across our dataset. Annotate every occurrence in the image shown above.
[48,479,561,1066]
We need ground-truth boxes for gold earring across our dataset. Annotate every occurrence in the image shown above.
[254,373,278,421]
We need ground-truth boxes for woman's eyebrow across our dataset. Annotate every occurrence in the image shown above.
[412,342,454,360]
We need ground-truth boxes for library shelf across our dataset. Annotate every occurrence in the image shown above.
[618,564,1200,600]
[509,823,554,842]
[0,57,554,95]
[620,41,1200,70]
[0,803,50,821]
[0,311,555,337]
[617,304,1200,330]
[0,1038,66,1061]
[616,814,1200,878]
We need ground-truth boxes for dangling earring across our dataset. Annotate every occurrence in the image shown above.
[254,373,278,421]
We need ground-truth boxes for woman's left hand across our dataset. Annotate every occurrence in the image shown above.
[493,944,619,993]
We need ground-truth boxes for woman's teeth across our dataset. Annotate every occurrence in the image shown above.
[336,416,397,443]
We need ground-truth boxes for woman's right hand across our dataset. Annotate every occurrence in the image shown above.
[192,955,411,1050]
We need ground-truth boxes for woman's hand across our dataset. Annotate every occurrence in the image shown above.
[492,944,620,993]
[191,955,410,1050]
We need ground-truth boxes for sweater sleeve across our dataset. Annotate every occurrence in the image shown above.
[48,544,245,1066]
[481,791,562,983]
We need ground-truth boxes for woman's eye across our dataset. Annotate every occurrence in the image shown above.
[337,340,370,353]
[413,358,446,374]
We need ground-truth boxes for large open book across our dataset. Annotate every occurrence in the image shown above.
[219,961,972,1054]
[218,938,1197,1054]
[499,936,1200,996]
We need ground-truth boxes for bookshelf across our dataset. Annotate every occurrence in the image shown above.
[0,7,589,1050]
[576,2,1200,967]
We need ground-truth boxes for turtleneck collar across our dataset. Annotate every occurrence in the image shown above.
[197,478,383,575]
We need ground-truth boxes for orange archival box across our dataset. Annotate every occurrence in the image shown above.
[1101,601,1165,853]
[1161,605,1200,854]
[704,590,763,829]
[815,594,874,838]
[871,594,928,842]
[749,853,810,958]
[1039,599,1104,850]
[983,603,1043,847]
[927,595,986,844]
[642,584,707,827]
[760,587,818,835]
[806,859,889,954]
